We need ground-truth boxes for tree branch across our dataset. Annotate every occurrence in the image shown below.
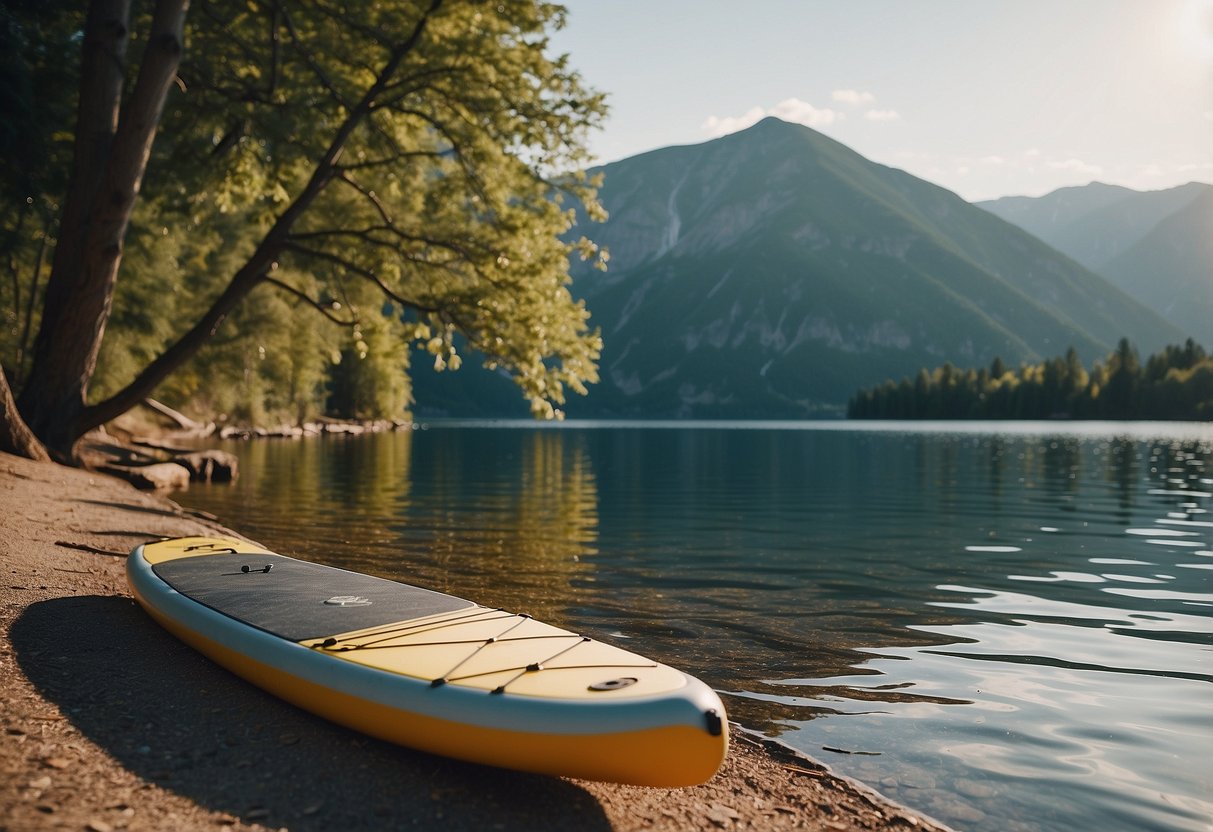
[372,64,467,107]
[263,274,357,326]
[335,148,449,172]
[282,241,439,314]
[280,6,353,111]
[334,170,393,225]
[76,0,446,440]
[5,202,29,322]
[389,105,492,207]
[266,0,281,100]
[301,0,393,49]
[286,225,480,264]
[16,212,52,388]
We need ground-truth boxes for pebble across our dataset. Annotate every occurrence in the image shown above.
[886,772,937,790]
[954,777,998,799]
[923,791,987,824]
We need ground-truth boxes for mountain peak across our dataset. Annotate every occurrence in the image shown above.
[733,116,831,145]
[752,115,799,131]
[415,125,1188,419]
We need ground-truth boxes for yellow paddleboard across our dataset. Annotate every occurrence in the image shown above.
[127,536,728,786]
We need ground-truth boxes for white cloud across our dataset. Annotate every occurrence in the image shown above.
[864,109,900,122]
[770,98,842,126]
[1205,110,1213,122]
[979,155,1006,165]
[700,107,767,137]
[701,99,841,138]
[1046,158,1103,176]
[1178,161,1213,172]
[832,89,876,105]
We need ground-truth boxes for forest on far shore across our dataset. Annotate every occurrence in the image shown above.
[848,339,1213,421]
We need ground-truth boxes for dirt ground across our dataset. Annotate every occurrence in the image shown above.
[0,450,951,831]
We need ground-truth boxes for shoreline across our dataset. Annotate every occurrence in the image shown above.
[1,450,948,831]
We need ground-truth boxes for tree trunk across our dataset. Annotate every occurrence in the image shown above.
[18,0,188,458]
[16,0,441,457]
[0,366,50,461]
[73,0,444,440]
[18,0,130,451]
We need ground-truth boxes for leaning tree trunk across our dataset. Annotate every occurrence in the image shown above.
[17,0,188,459]
[0,366,49,461]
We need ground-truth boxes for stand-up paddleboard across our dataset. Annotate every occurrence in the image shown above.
[127,536,728,786]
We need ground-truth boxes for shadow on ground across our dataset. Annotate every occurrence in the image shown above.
[12,595,613,831]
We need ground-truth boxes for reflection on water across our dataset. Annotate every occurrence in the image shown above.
[178,423,1213,832]
[187,431,599,622]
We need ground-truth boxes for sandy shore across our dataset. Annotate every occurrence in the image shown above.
[1,450,949,831]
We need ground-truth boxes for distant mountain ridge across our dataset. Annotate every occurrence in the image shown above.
[411,119,1185,418]
[978,181,1212,341]
[1100,189,1213,341]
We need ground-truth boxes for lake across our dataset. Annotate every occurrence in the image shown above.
[175,421,1213,832]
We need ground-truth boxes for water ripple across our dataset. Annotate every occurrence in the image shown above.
[176,424,1213,832]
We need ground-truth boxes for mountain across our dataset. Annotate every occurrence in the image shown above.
[979,183,1177,267]
[1100,189,1213,342]
[977,181,1210,271]
[978,181,1212,340]
[411,118,1184,419]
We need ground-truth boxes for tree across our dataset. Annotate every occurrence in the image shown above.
[16,0,188,457]
[989,356,1006,381]
[1101,337,1140,419]
[4,0,607,460]
[848,341,1211,422]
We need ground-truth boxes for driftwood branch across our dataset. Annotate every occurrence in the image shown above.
[142,396,207,431]
[55,540,128,557]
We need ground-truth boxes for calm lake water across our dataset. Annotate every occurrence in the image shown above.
[175,421,1213,832]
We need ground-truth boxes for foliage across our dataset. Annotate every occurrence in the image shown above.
[0,0,78,388]
[848,339,1213,421]
[2,0,607,447]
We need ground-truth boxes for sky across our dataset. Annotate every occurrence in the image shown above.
[548,0,1213,201]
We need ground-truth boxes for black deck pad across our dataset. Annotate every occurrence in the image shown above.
[153,553,475,642]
